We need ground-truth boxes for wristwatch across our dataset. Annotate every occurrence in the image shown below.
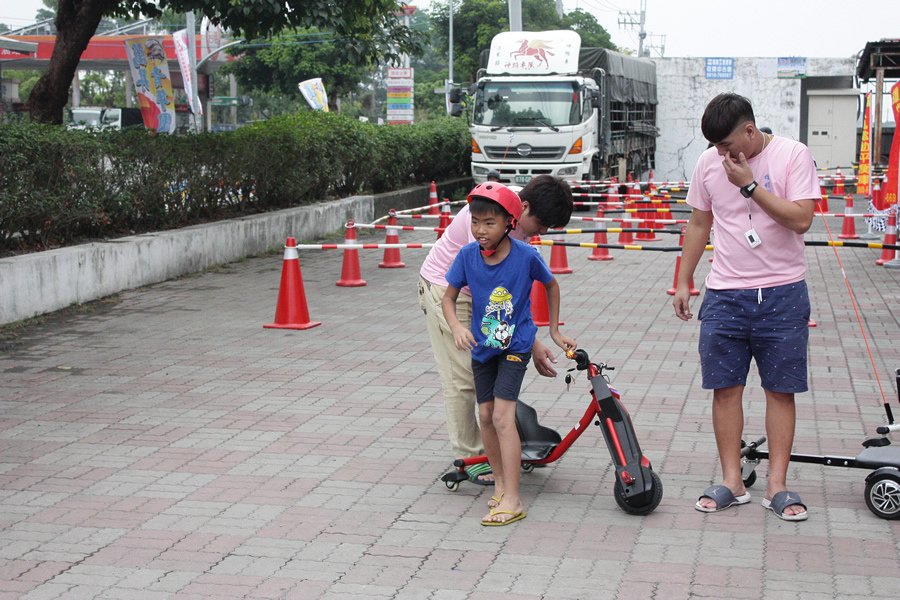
[740,180,758,198]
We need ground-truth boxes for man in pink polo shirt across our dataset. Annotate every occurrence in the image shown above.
[673,93,819,521]
[418,176,573,485]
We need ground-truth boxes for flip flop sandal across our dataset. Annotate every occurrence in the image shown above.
[488,493,503,509]
[465,463,494,486]
[694,484,751,513]
[481,509,527,526]
[762,491,808,521]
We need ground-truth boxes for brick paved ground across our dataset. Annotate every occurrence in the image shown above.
[1,199,899,599]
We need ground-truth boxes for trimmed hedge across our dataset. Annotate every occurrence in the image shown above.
[0,113,470,254]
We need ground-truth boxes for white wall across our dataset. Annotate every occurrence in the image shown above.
[654,57,856,182]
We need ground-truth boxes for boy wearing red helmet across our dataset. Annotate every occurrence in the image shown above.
[442,182,576,526]
[418,176,573,487]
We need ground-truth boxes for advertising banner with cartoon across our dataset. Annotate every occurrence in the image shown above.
[124,36,177,134]
[298,78,329,112]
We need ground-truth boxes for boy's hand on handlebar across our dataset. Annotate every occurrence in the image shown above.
[552,332,576,354]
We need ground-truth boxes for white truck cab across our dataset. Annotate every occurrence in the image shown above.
[469,30,657,185]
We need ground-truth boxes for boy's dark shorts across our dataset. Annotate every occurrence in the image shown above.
[472,352,532,404]
[698,281,810,393]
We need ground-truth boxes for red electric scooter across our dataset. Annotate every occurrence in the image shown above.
[441,348,663,515]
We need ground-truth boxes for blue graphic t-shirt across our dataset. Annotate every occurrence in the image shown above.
[445,238,553,363]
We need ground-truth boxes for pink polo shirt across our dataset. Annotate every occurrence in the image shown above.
[686,136,820,290]
[419,205,530,294]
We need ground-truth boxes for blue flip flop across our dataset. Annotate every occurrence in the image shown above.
[762,491,808,521]
[695,484,751,513]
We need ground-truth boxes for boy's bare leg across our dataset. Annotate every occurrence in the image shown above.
[485,397,524,523]
[479,402,504,503]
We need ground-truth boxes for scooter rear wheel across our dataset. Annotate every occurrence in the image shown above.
[613,470,663,515]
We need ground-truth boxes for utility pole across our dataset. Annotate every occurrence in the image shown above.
[509,0,523,32]
[618,0,647,57]
[449,0,454,83]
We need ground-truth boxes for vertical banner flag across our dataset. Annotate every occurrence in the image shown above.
[857,92,871,197]
[885,81,900,206]
[173,29,202,115]
[124,37,177,134]
[298,78,329,111]
[200,16,223,63]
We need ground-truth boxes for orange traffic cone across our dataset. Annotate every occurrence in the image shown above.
[549,240,572,274]
[838,195,859,239]
[667,226,699,296]
[437,203,451,239]
[588,207,613,261]
[530,280,564,327]
[379,211,405,268]
[337,221,366,287]
[876,208,897,266]
[834,170,845,195]
[636,197,660,242]
[428,181,440,215]
[872,177,885,210]
[816,185,829,213]
[264,237,321,330]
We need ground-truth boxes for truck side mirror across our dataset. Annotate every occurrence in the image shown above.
[590,89,601,109]
[448,86,464,117]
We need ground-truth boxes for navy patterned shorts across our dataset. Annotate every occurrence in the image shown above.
[472,352,532,404]
[698,281,810,393]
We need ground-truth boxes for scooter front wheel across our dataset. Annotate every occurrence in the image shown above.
[864,472,900,519]
[613,470,663,515]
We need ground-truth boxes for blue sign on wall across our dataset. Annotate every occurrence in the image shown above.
[705,57,734,80]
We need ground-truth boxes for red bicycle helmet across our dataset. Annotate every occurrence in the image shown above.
[467,182,523,229]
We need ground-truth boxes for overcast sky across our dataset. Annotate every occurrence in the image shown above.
[3,0,898,60]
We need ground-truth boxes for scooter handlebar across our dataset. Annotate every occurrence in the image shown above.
[567,348,591,370]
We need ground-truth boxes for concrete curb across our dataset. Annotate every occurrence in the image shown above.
[0,178,471,326]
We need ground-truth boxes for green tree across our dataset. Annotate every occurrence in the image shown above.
[561,8,616,49]
[430,0,616,82]
[79,70,127,106]
[223,30,370,110]
[27,0,424,124]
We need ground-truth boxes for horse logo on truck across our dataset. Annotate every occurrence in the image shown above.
[510,39,554,67]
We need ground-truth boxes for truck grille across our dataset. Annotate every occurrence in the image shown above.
[483,146,567,160]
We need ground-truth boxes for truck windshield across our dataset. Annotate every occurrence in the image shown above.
[70,109,102,128]
[473,82,580,128]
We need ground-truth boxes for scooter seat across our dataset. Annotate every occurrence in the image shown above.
[516,400,561,461]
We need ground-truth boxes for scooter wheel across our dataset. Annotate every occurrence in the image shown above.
[864,473,900,519]
[445,480,460,491]
[614,470,663,516]
[521,463,535,473]
[742,470,757,489]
